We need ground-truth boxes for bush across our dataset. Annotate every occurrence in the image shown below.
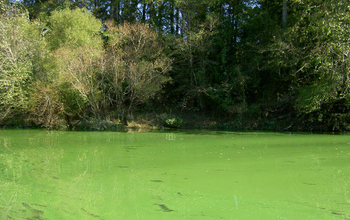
[163,116,183,128]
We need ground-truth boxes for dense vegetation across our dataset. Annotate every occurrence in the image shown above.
[1,0,350,131]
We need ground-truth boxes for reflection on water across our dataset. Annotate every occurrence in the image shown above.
[0,130,350,219]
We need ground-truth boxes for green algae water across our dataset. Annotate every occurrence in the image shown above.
[0,130,350,220]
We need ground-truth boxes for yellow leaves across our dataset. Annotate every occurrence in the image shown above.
[106,21,172,107]
[107,21,159,60]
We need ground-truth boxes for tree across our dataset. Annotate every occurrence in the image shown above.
[26,7,106,128]
[106,20,172,119]
[47,7,105,119]
[268,0,350,130]
[0,3,44,123]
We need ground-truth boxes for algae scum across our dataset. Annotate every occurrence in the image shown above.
[0,130,350,219]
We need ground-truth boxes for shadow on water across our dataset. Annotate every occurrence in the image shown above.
[154,203,175,212]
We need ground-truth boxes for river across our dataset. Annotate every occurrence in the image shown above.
[0,130,349,219]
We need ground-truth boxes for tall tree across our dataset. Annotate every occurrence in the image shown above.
[37,7,105,125]
[0,3,44,123]
[106,20,172,118]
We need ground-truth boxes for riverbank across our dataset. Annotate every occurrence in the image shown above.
[0,108,343,132]
[47,111,296,132]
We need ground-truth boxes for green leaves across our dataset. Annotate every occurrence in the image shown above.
[47,8,103,50]
[0,5,44,121]
[266,0,350,130]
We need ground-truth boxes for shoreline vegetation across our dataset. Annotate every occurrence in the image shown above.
[1,1,350,132]
[0,110,307,132]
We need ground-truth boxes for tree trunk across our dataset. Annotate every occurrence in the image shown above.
[110,0,121,23]
[170,0,175,34]
[149,1,154,21]
[175,8,179,35]
[142,1,146,22]
[282,0,287,29]
[157,1,164,34]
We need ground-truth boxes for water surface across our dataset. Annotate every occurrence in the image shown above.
[0,130,349,219]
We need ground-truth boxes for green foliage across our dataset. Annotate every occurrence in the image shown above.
[164,117,183,128]
[2,0,350,131]
[53,45,104,116]
[285,2,350,108]
[46,7,103,50]
[46,7,105,118]
[0,0,5,14]
[0,4,44,122]
[164,13,218,111]
[27,83,65,129]
[264,0,350,130]
[158,113,183,128]
[58,82,85,116]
